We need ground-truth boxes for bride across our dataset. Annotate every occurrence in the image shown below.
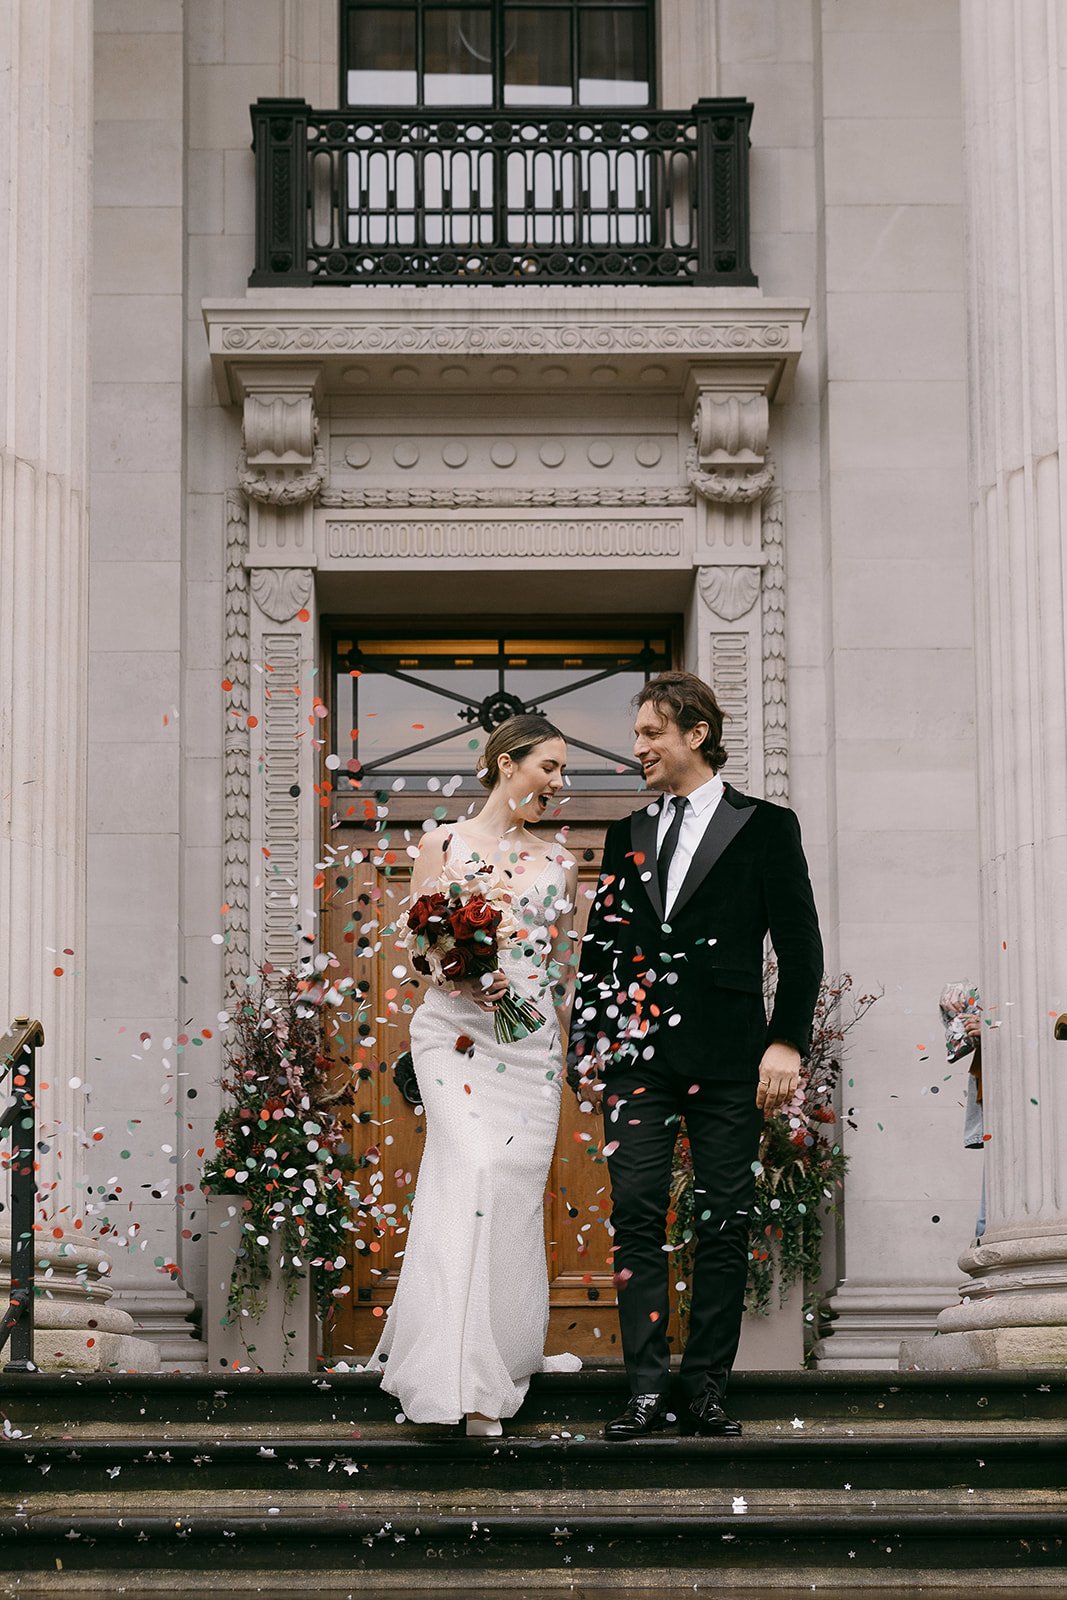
[367,713,581,1435]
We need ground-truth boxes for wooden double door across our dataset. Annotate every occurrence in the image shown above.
[324,820,623,1365]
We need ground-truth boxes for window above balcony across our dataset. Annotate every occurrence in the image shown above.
[341,0,654,110]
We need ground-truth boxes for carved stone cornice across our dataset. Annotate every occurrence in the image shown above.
[203,292,808,402]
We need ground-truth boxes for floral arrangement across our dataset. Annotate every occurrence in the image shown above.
[201,967,362,1328]
[667,970,879,1336]
[402,867,545,1044]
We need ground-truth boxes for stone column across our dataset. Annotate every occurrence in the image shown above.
[0,1,157,1370]
[904,0,1067,1369]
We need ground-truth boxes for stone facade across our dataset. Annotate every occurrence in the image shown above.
[8,0,1058,1373]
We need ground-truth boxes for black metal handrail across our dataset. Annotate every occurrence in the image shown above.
[1,1015,42,1372]
[250,97,756,288]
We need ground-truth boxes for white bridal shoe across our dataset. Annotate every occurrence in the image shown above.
[542,1353,583,1374]
[465,1416,503,1438]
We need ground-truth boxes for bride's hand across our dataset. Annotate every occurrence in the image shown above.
[471,970,508,1010]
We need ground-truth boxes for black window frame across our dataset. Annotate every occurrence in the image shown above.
[338,0,658,111]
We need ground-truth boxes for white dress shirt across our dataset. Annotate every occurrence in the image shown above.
[654,772,725,918]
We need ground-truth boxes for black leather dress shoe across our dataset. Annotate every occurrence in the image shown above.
[680,1385,742,1437]
[603,1392,672,1440]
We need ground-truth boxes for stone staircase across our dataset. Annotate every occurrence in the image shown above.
[0,1369,1064,1594]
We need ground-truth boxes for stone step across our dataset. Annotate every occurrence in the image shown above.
[2,1369,1064,1431]
[0,1498,1064,1586]
[4,1431,1066,1495]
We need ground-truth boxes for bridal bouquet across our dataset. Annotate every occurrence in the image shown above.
[402,871,546,1045]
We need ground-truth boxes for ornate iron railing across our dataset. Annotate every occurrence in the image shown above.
[250,97,756,288]
[1,1015,43,1372]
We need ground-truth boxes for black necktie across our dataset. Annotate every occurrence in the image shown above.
[657,795,688,905]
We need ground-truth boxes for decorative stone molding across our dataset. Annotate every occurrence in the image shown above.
[249,564,315,622]
[319,484,696,509]
[698,564,761,622]
[694,464,788,805]
[710,633,750,792]
[262,632,303,973]
[761,483,788,803]
[217,319,798,359]
[239,442,326,507]
[223,492,251,989]
[687,452,775,504]
[322,518,686,562]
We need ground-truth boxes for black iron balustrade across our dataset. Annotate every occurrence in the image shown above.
[1,1015,42,1372]
[250,97,756,288]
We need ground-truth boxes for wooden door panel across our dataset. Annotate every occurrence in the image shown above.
[324,825,621,1365]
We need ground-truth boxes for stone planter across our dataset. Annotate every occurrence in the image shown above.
[205,1193,318,1372]
[735,1276,805,1370]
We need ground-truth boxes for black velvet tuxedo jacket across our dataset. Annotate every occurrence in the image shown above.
[567,783,823,1083]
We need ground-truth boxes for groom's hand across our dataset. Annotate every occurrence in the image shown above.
[756,1041,801,1116]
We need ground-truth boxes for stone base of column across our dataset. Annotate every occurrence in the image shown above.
[901,1231,1067,1371]
[1,1236,160,1373]
[108,1281,209,1371]
[813,1283,957,1369]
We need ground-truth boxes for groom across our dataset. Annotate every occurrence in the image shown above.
[568,671,823,1438]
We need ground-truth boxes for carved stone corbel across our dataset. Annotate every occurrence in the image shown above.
[687,390,773,504]
[233,363,327,506]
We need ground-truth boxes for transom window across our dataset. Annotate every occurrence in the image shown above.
[341,0,655,109]
[330,628,673,799]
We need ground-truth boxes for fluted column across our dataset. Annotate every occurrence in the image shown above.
[0,1,92,1215]
[907,0,1067,1369]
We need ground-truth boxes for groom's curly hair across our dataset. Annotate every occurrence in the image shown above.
[634,672,729,771]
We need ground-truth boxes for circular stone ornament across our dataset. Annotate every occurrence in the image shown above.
[539,440,566,467]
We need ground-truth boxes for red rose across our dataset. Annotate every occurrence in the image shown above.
[449,894,502,944]
[407,892,448,945]
[440,944,474,979]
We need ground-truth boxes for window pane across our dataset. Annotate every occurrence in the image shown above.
[504,7,572,105]
[424,8,493,105]
[346,6,417,105]
[579,8,649,105]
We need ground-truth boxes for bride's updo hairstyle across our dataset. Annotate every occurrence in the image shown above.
[478,714,564,791]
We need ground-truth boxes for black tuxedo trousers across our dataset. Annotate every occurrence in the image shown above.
[606,1057,762,1395]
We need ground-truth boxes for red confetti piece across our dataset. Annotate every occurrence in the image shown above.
[297,608,310,622]
[455,1034,475,1053]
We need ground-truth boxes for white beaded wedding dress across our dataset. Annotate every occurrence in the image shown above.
[367,834,580,1424]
